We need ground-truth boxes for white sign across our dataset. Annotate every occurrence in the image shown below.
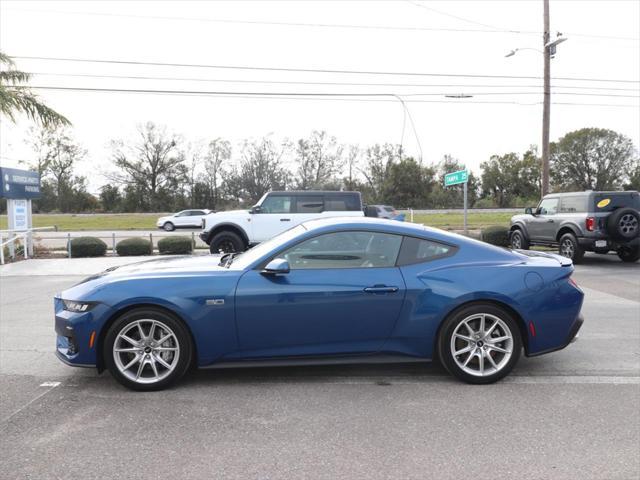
[12,199,28,230]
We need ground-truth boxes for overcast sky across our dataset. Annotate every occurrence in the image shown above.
[1,0,638,192]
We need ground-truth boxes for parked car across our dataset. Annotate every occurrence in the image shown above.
[364,204,405,221]
[200,191,363,253]
[55,217,583,391]
[157,209,212,231]
[509,190,640,263]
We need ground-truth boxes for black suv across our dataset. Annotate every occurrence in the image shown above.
[509,191,640,263]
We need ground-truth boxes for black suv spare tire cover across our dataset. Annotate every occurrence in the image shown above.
[607,207,640,240]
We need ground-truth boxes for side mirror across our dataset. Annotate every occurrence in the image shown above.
[525,207,533,215]
[251,205,261,214]
[261,258,290,275]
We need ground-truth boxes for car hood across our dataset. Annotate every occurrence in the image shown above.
[511,213,528,223]
[61,255,234,300]
[210,210,250,217]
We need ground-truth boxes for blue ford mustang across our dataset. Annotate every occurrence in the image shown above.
[55,218,584,390]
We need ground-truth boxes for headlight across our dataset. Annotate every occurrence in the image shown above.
[63,300,94,313]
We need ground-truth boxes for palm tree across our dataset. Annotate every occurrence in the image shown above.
[0,51,70,127]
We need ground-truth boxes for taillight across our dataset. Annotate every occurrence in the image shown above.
[568,277,578,288]
[586,217,595,231]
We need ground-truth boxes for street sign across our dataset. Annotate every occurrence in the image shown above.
[0,167,42,199]
[444,169,468,187]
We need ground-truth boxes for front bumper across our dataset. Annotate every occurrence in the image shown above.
[199,232,210,244]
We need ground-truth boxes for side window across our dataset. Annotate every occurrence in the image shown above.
[397,237,456,266]
[295,196,324,213]
[325,194,360,211]
[559,196,587,213]
[260,195,292,214]
[175,211,188,217]
[537,198,558,215]
[279,231,402,269]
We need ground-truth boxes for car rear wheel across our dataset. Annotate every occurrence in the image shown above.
[209,231,244,254]
[163,222,175,232]
[617,246,640,263]
[438,304,522,384]
[104,308,192,391]
[510,229,529,250]
[559,233,584,264]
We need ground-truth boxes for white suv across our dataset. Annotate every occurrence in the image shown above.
[157,209,212,231]
[200,191,364,253]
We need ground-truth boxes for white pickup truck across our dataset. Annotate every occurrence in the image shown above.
[200,191,364,253]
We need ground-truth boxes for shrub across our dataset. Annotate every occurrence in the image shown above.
[69,236,107,257]
[158,236,193,255]
[481,226,510,247]
[116,237,152,256]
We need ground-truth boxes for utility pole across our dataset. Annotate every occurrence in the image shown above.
[541,0,551,197]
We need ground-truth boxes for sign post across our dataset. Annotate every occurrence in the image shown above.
[444,169,469,235]
[0,167,42,258]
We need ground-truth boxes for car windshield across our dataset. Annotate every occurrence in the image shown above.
[229,225,307,270]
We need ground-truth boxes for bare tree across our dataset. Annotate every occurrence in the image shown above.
[235,137,289,202]
[293,131,343,189]
[204,138,232,208]
[110,122,184,210]
[359,143,401,200]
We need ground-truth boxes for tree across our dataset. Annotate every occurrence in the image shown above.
[99,185,122,212]
[481,148,540,207]
[231,137,289,203]
[293,131,343,190]
[551,128,637,191]
[0,51,69,127]
[359,144,401,201]
[624,161,640,191]
[203,138,232,209]
[381,157,436,208]
[110,122,185,211]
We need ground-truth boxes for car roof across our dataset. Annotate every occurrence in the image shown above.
[268,191,360,196]
[544,190,639,197]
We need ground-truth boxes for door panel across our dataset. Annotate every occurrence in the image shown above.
[234,268,406,357]
[529,198,558,241]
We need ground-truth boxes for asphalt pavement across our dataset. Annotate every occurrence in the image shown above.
[0,253,638,479]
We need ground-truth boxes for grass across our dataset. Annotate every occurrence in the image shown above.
[0,211,514,232]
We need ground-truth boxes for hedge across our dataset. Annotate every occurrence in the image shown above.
[116,237,152,256]
[158,236,193,255]
[481,226,510,247]
[69,237,107,257]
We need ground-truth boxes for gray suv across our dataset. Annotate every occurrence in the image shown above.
[509,191,640,263]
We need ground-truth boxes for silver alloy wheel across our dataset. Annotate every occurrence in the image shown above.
[619,214,638,236]
[450,313,514,377]
[113,319,180,384]
[560,238,574,258]
[511,232,522,249]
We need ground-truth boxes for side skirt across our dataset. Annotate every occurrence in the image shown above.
[201,353,431,370]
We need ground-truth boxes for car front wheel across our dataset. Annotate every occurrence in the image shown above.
[209,231,244,254]
[438,304,522,384]
[163,222,175,231]
[510,229,529,250]
[104,308,192,391]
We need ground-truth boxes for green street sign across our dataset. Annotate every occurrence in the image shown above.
[444,169,468,187]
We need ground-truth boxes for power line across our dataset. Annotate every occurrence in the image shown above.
[5,6,637,41]
[12,56,640,84]
[27,71,640,92]
[26,85,639,107]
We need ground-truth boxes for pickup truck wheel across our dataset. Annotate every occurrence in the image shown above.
[209,231,244,254]
[510,230,529,250]
[559,233,584,264]
[163,222,175,232]
[617,246,640,263]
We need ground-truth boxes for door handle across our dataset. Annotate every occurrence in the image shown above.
[547,219,554,223]
[363,285,399,294]
[280,218,291,222]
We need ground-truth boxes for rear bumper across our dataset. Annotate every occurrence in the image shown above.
[527,314,584,357]
[578,236,639,250]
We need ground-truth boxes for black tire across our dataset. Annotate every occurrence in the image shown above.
[163,222,175,232]
[209,231,245,254]
[510,229,530,250]
[607,208,639,241]
[617,246,640,263]
[558,232,585,264]
[104,307,193,391]
[438,303,522,384]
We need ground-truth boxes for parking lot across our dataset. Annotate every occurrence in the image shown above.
[0,253,638,479]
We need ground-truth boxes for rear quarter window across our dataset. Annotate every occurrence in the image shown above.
[396,236,457,266]
[559,196,588,213]
[324,193,361,211]
[593,193,640,212]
